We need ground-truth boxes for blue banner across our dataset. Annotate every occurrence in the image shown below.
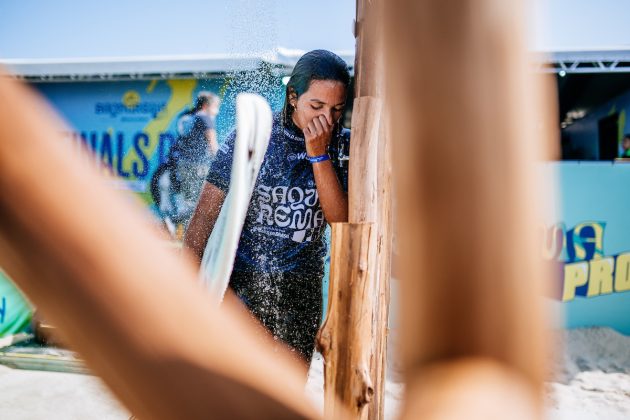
[546,162,630,334]
[34,75,285,210]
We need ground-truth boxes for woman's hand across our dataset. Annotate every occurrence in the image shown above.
[304,115,333,157]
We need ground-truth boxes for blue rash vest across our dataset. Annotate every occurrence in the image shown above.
[206,113,350,275]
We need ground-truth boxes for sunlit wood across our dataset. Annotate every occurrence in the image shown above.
[383,0,556,418]
[0,72,317,420]
[322,0,393,418]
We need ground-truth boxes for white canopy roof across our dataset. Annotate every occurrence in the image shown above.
[5,47,630,82]
[0,48,355,82]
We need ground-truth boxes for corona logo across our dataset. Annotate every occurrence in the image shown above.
[122,90,141,109]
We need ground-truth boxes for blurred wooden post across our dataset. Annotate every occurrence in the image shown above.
[318,0,392,418]
[383,0,555,419]
[0,73,318,420]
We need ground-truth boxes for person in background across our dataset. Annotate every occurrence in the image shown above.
[184,50,351,365]
[170,91,221,219]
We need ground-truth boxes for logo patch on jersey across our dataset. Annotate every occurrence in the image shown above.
[287,152,308,162]
[253,184,324,243]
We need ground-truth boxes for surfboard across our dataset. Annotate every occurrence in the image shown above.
[199,93,272,302]
[0,338,89,374]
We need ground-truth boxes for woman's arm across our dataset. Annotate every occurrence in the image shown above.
[311,160,348,223]
[304,115,349,223]
[183,182,226,265]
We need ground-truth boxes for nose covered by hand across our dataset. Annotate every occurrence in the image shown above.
[304,114,333,157]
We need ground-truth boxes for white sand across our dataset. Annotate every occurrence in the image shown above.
[0,327,628,419]
[305,328,630,420]
[305,352,404,419]
[546,328,630,420]
[0,365,128,419]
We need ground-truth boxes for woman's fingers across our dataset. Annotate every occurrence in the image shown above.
[304,116,332,156]
[311,118,325,137]
[306,120,321,139]
[304,116,333,156]
[318,114,332,131]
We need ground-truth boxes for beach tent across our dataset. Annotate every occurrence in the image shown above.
[0,48,355,82]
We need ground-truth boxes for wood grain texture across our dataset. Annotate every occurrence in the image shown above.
[354,2,393,419]
[349,97,382,225]
[383,0,556,418]
[318,223,375,420]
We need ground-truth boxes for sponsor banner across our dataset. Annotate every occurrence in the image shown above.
[545,162,630,334]
[0,270,32,337]
[34,76,284,210]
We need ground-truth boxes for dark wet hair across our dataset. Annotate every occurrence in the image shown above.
[282,50,351,127]
[190,91,220,114]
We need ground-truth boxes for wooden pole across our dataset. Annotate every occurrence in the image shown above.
[0,72,318,420]
[318,98,381,420]
[354,0,382,98]
[371,109,392,420]
[318,223,375,419]
[383,0,556,419]
[319,0,392,418]
[349,97,381,223]
[355,1,392,419]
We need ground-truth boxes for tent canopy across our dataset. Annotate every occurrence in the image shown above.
[4,48,630,82]
[0,48,355,82]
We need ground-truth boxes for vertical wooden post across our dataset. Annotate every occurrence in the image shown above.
[320,0,392,418]
[318,223,375,419]
[318,97,381,420]
[371,109,392,420]
[383,0,555,419]
[349,97,381,223]
[355,1,392,419]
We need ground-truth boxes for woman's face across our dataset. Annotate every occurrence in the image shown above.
[290,80,347,130]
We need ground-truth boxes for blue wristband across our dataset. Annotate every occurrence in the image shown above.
[307,154,330,163]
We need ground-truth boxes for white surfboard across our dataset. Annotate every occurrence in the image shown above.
[199,93,272,303]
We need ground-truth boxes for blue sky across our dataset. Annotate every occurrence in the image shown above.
[533,0,630,50]
[0,0,355,59]
[0,0,629,59]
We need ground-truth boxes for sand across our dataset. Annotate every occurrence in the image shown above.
[0,327,629,419]
[305,327,630,419]
[0,365,128,419]
[546,328,630,420]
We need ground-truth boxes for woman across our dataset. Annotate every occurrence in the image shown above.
[171,91,221,208]
[184,50,350,364]
[151,92,221,233]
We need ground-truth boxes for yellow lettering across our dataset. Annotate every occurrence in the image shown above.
[563,262,589,301]
[587,257,614,297]
[615,253,630,292]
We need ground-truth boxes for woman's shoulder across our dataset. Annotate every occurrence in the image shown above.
[272,112,284,128]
